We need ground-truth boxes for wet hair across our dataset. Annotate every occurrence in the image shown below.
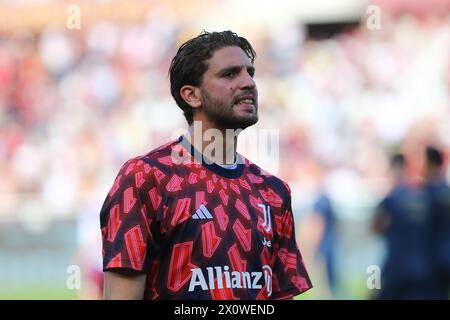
[426,146,444,167]
[169,30,256,125]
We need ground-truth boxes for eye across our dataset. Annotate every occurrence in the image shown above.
[223,71,236,78]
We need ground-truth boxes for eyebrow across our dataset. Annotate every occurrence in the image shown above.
[217,65,255,76]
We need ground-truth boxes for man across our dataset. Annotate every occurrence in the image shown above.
[424,146,450,299]
[372,153,430,299]
[100,30,312,300]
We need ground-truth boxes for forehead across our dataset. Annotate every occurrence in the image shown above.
[206,46,252,72]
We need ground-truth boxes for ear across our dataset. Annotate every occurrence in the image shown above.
[180,85,202,109]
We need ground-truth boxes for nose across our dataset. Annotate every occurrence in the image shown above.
[239,70,256,90]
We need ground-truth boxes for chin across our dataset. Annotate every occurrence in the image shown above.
[232,115,258,130]
[210,111,258,130]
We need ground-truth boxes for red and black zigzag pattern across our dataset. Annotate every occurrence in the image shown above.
[100,137,312,300]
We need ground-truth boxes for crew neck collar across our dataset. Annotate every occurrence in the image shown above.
[178,135,244,179]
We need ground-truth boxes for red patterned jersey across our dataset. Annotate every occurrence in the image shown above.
[100,136,312,299]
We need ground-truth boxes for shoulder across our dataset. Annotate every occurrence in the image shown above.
[433,180,450,201]
[121,138,182,171]
[113,138,183,188]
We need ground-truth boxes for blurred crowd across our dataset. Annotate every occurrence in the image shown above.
[0,4,449,299]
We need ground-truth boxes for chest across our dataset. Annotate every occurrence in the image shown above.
[152,171,285,258]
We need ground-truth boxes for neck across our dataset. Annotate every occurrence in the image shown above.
[187,121,240,165]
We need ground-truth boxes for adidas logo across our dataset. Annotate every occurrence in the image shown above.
[192,204,213,220]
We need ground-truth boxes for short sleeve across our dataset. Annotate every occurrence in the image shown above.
[272,188,313,299]
[100,158,160,273]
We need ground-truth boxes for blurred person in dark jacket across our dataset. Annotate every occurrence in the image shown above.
[425,146,450,299]
[372,153,430,299]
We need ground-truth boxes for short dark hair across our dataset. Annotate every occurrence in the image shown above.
[169,30,256,125]
[426,146,444,167]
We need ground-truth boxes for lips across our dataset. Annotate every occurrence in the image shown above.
[233,94,257,107]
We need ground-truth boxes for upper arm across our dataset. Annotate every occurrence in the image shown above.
[100,159,160,299]
[103,270,147,300]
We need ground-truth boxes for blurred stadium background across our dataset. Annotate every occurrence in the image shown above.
[0,0,449,299]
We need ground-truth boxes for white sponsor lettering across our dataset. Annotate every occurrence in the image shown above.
[189,265,272,296]
[263,265,273,296]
